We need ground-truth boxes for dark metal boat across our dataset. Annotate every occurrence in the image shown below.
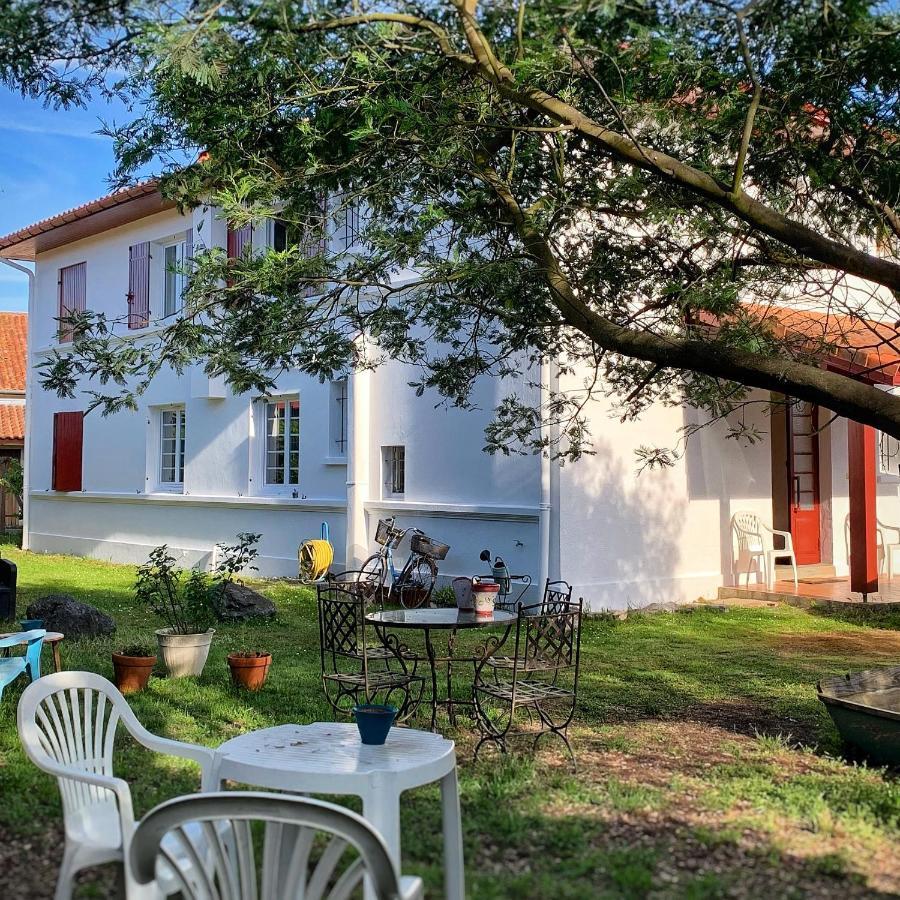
[818,666,900,766]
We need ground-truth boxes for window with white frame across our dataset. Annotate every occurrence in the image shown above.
[163,237,189,317]
[329,378,349,459]
[335,195,361,252]
[382,445,405,498]
[879,431,900,478]
[264,397,300,486]
[158,407,186,489]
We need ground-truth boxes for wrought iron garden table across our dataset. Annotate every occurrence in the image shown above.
[366,607,516,731]
[202,721,464,900]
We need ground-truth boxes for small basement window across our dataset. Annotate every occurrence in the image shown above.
[329,378,349,459]
[382,445,405,498]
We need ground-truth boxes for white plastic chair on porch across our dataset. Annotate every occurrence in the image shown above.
[731,512,798,589]
[17,671,215,900]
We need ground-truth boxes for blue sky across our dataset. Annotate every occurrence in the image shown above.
[0,87,135,312]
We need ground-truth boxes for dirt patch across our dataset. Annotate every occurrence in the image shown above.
[769,629,900,658]
[0,824,117,899]
[515,719,900,897]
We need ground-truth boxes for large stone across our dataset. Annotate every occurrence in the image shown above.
[218,582,276,621]
[26,594,116,638]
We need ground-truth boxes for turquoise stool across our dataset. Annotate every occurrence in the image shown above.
[0,629,45,701]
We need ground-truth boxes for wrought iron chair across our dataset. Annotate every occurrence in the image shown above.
[327,568,385,605]
[540,579,573,613]
[317,583,422,721]
[473,597,583,769]
[129,791,423,900]
[484,580,573,672]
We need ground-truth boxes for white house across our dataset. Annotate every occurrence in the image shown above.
[2,183,900,610]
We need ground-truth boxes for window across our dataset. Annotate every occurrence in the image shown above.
[58,262,86,343]
[52,411,83,491]
[159,408,186,489]
[336,196,361,251]
[264,398,300,486]
[163,238,189,317]
[382,446,405,498]
[329,378,349,459]
[879,431,900,477]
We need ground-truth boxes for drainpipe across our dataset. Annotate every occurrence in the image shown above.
[345,368,371,569]
[538,357,553,596]
[0,258,33,550]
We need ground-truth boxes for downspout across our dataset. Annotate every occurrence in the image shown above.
[345,368,371,569]
[0,258,34,550]
[538,357,553,596]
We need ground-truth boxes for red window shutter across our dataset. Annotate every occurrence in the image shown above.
[58,262,86,343]
[52,412,84,492]
[128,241,151,329]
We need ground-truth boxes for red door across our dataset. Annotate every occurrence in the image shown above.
[787,401,821,564]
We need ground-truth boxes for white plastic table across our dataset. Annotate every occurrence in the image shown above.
[202,722,464,900]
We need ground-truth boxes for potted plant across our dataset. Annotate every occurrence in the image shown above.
[112,644,157,694]
[136,534,262,678]
[227,649,272,691]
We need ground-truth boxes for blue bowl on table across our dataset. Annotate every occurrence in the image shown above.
[20,618,43,632]
[353,704,397,745]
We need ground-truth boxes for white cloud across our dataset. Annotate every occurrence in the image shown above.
[0,119,109,141]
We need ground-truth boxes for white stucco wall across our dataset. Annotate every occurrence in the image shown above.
[557,376,773,610]
[25,203,544,584]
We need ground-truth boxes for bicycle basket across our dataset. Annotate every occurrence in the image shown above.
[374,519,405,549]
[410,534,450,560]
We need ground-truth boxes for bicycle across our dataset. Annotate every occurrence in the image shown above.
[362,517,450,608]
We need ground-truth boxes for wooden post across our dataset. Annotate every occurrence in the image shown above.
[848,421,878,597]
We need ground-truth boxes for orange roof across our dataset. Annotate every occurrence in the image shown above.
[0,312,26,393]
[746,304,900,384]
[0,181,174,261]
[0,405,24,442]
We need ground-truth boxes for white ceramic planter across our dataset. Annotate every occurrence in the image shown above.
[155,628,215,677]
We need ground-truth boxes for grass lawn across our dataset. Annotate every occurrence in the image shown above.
[1,545,899,899]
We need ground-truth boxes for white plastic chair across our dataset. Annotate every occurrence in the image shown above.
[731,512,798,589]
[17,671,216,900]
[128,791,424,900]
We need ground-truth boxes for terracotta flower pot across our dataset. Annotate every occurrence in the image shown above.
[227,652,272,691]
[112,651,157,694]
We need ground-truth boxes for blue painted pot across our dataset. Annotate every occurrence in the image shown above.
[353,704,397,745]
[20,618,43,632]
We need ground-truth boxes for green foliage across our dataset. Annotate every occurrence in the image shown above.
[0,459,23,512]
[118,643,156,658]
[135,532,261,633]
[134,545,221,635]
[7,0,900,454]
[1,546,900,895]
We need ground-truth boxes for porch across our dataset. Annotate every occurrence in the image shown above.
[719,565,900,608]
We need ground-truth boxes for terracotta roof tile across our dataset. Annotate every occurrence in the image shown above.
[0,313,26,392]
[0,404,24,442]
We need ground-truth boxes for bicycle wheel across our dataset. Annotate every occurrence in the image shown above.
[360,553,387,587]
[394,555,437,609]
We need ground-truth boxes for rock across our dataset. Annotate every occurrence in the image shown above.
[26,594,116,638]
[218,582,276,621]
